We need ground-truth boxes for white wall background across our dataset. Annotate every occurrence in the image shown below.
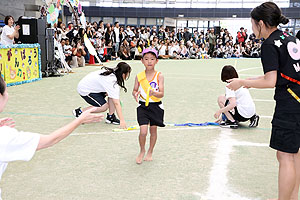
[220,18,253,36]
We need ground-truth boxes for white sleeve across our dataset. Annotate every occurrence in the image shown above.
[1,27,6,37]
[2,26,9,36]
[4,26,13,36]
[225,86,236,99]
[0,127,40,162]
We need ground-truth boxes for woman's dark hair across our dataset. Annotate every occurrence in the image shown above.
[251,2,289,29]
[78,28,85,38]
[221,65,239,82]
[100,62,131,92]
[0,75,6,95]
[4,16,13,25]
[57,21,62,29]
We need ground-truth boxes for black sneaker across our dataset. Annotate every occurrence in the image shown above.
[106,113,120,125]
[72,107,82,118]
[249,114,259,128]
[220,120,238,129]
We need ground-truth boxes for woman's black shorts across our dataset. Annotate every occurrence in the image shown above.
[225,99,249,122]
[270,112,300,153]
[137,101,165,127]
[80,92,107,107]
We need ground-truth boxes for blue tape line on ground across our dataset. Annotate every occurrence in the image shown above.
[174,122,219,126]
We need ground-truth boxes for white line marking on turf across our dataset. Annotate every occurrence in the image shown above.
[233,141,268,147]
[71,126,219,136]
[260,115,272,119]
[237,67,261,73]
[166,73,218,77]
[253,99,274,102]
[195,129,262,200]
[166,76,219,80]
[234,60,237,68]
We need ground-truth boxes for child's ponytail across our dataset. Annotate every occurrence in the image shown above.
[100,62,132,92]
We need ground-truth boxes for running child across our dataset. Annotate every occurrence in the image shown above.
[214,65,259,128]
[73,62,131,129]
[227,2,300,199]
[132,48,165,164]
[0,75,103,199]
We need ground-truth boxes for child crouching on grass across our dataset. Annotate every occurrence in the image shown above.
[214,65,259,128]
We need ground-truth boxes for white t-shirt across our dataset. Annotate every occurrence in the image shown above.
[0,25,15,45]
[64,45,72,54]
[158,45,166,56]
[77,69,120,99]
[169,46,177,56]
[225,86,256,118]
[0,126,40,199]
[114,27,120,43]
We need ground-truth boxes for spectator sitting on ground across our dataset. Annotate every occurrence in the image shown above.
[130,36,137,59]
[158,40,170,59]
[168,41,177,59]
[198,43,207,59]
[104,40,116,61]
[186,38,193,49]
[223,41,232,58]
[120,39,131,60]
[70,41,86,67]
[242,45,252,58]
[232,43,241,58]
[134,40,144,60]
[251,43,261,58]
[179,44,189,59]
[189,42,199,59]
[60,22,264,60]
[216,45,225,58]
[98,39,106,62]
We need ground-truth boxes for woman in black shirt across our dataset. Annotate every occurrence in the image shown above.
[227,2,300,200]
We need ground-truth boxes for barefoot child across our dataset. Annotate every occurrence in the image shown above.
[132,48,165,164]
[227,2,300,199]
[214,65,259,129]
[73,62,131,129]
[0,75,103,198]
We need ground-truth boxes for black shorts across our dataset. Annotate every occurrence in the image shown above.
[270,112,300,153]
[225,99,249,122]
[80,92,107,107]
[137,101,165,127]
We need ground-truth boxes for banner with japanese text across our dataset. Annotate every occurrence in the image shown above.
[0,44,42,86]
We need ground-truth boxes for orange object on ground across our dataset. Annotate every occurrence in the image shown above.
[89,55,95,64]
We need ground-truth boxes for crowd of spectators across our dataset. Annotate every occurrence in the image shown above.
[51,21,294,66]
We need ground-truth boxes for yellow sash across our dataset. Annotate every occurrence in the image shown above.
[137,71,161,106]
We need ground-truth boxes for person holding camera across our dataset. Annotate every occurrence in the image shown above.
[71,41,86,67]
[0,16,20,45]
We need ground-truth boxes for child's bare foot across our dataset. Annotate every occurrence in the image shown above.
[136,151,145,164]
[267,198,277,200]
[144,153,153,161]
